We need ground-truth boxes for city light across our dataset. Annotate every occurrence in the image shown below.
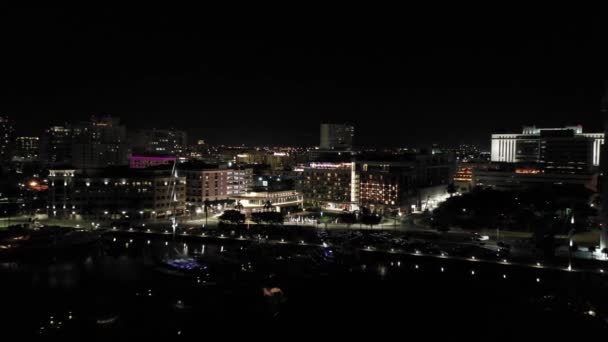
[0,14,602,339]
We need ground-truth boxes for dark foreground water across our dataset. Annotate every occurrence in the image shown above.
[1,233,607,339]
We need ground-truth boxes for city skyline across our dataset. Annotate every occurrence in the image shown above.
[0,7,602,147]
[6,113,606,150]
[2,7,608,337]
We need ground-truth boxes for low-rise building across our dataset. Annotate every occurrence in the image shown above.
[474,166,597,192]
[230,190,303,214]
[48,166,186,219]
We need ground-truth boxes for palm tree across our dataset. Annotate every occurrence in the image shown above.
[203,199,210,227]
[263,200,273,212]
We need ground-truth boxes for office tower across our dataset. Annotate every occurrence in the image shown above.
[40,126,73,166]
[13,136,40,162]
[320,123,354,150]
[132,128,188,156]
[71,116,130,169]
[491,125,603,171]
[0,115,15,162]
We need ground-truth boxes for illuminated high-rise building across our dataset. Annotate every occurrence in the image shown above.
[13,136,40,162]
[320,123,354,150]
[71,116,130,169]
[40,125,73,166]
[132,128,188,156]
[0,115,15,162]
[41,116,130,168]
[491,125,603,172]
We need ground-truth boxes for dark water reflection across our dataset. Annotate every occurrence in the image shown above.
[1,234,607,338]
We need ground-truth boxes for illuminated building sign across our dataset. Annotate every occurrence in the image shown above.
[453,167,473,182]
[129,155,176,169]
[515,168,543,174]
[309,162,352,169]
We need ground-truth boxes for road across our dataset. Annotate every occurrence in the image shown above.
[3,211,604,261]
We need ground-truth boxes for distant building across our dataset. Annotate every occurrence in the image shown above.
[41,116,130,168]
[474,165,597,192]
[13,136,39,162]
[46,168,76,217]
[129,155,177,169]
[132,128,188,156]
[40,126,73,166]
[491,125,603,170]
[253,174,295,192]
[474,126,605,193]
[320,123,354,150]
[453,166,474,190]
[71,116,130,169]
[0,116,15,162]
[186,139,207,160]
[235,150,295,170]
[452,144,490,163]
[48,166,185,219]
[306,149,355,164]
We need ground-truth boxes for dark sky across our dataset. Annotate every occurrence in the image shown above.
[0,6,602,147]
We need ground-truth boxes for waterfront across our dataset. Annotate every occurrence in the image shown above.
[1,228,607,338]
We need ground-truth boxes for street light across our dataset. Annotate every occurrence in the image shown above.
[569,238,573,271]
[394,211,402,232]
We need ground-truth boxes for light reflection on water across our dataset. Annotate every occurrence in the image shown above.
[1,235,607,337]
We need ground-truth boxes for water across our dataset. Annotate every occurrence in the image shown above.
[1,233,607,338]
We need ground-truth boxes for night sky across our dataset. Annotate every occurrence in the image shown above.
[0,7,602,147]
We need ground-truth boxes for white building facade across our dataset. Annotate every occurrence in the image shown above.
[491,126,604,166]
